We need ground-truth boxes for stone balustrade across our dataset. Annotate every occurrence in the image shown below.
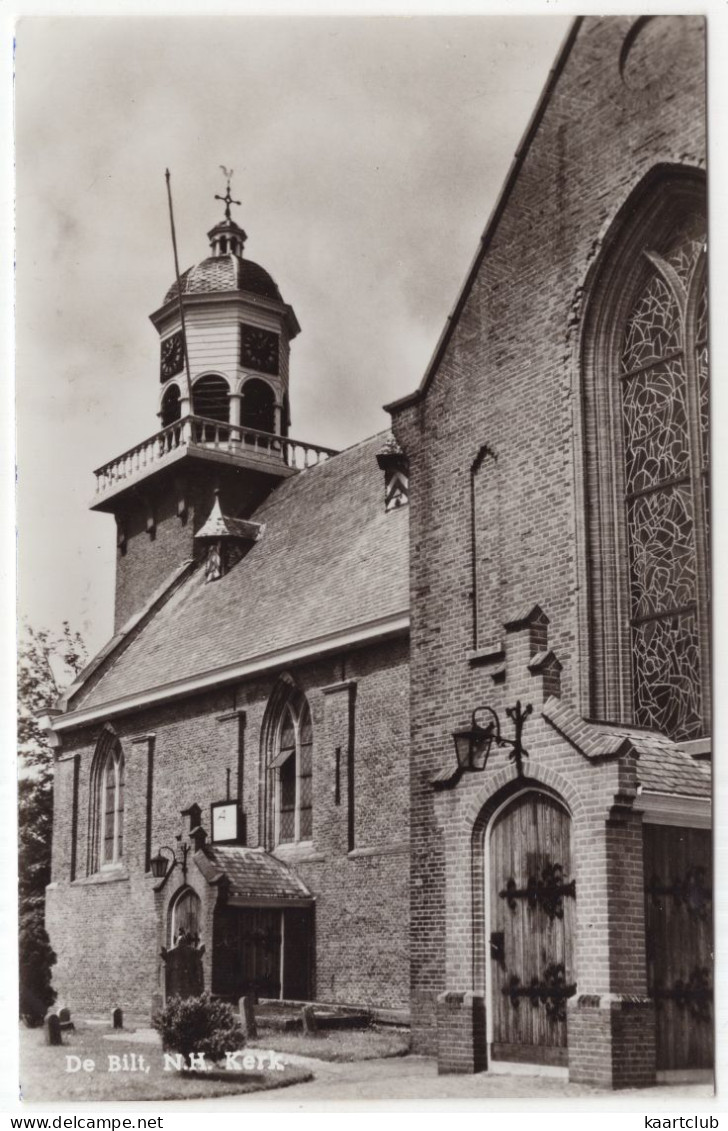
[94,415,338,497]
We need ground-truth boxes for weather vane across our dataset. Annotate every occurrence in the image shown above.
[216,166,241,221]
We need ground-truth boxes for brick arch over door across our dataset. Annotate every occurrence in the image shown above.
[580,164,708,739]
[478,786,577,1066]
[468,767,582,997]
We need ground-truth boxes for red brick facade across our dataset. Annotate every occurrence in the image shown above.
[47,638,410,1016]
[388,16,708,1086]
[46,15,711,1090]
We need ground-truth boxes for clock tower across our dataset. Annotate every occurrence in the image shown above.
[91,179,335,630]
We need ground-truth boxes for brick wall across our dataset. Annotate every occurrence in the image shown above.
[388,16,704,1081]
[112,463,275,631]
[47,637,409,1017]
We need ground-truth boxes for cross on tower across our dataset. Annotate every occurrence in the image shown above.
[215,167,241,221]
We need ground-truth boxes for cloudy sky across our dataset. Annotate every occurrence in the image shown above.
[14,15,573,655]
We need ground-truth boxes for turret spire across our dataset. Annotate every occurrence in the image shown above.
[215,166,241,222]
[208,167,247,257]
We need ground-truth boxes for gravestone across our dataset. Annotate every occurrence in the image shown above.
[44,1013,62,1046]
[238,995,257,1041]
[57,1006,75,1031]
[111,1007,123,1029]
[301,1004,318,1034]
[160,935,205,1001]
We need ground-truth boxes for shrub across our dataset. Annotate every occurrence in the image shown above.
[153,994,245,1066]
[19,908,57,1026]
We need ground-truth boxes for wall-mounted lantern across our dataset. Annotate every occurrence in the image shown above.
[150,840,191,882]
[435,700,533,790]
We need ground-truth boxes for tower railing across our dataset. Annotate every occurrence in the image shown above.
[93,415,338,497]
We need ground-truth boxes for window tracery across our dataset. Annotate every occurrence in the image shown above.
[262,680,313,847]
[619,221,707,739]
[90,730,125,872]
[583,169,708,741]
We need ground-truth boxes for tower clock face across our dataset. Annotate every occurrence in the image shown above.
[241,324,279,376]
[160,331,185,381]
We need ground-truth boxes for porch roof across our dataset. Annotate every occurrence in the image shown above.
[542,698,711,798]
[200,845,313,906]
[594,723,711,799]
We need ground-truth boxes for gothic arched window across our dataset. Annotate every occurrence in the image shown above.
[169,887,201,946]
[90,729,125,872]
[262,679,313,846]
[583,167,708,742]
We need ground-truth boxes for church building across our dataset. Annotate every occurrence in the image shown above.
[42,15,711,1090]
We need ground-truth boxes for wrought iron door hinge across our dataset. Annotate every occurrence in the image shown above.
[499,862,576,920]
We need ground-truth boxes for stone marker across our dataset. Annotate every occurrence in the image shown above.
[238,995,257,1041]
[302,1004,318,1034]
[160,937,204,1000]
[45,1013,62,1046]
[111,1007,123,1029]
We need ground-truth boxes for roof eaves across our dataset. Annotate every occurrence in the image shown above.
[384,17,583,415]
[542,696,633,762]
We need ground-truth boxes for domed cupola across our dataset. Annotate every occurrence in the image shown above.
[91,171,335,634]
[163,182,283,306]
[150,172,300,435]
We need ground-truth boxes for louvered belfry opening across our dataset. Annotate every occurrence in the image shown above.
[241,378,275,434]
[193,374,230,423]
[161,384,181,427]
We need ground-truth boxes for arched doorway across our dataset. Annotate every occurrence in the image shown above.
[487,789,576,1067]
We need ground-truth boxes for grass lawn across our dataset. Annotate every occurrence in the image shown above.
[19,1023,313,1103]
[254,1025,411,1062]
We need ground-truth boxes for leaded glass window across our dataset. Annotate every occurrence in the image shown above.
[619,214,708,740]
[274,698,314,845]
[170,887,201,946]
[92,733,124,871]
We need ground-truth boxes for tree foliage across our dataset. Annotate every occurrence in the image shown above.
[18,621,87,780]
[18,622,87,1024]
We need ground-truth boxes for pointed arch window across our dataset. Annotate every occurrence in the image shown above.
[90,730,125,872]
[620,217,708,739]
[169,887,201,946]
[583,168,709,742]
[263,681,313,847]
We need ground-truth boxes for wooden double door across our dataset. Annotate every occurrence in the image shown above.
[643,825,713,1071]
[212,905,313,1002]
[489,791,576,1066]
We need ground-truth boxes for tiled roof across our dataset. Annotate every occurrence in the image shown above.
[593,722,711,799]
[164,256,282,304]
[69,431,409,712]
[201,846,312,904]
[543,699,710,799]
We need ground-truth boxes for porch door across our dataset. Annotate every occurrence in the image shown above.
[212,906,282,1001]
[643,825,713,1071]
[489,791,576,1066]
